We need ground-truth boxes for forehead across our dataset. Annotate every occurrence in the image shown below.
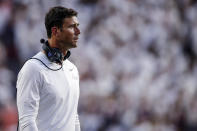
[62,16,79,26]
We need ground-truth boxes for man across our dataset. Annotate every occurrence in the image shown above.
[16,6,81,131]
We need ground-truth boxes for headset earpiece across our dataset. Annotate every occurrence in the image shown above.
[40,39,70,64]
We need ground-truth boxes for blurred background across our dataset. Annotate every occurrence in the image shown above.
[1,0,197,131]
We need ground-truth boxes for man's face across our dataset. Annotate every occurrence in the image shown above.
[56,16,80,49]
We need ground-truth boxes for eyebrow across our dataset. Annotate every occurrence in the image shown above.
[68,23,79,27]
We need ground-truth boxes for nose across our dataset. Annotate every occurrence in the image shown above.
[75,27,80,35]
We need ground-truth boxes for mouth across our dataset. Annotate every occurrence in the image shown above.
[74,37,79,41]
[73,37,79,43]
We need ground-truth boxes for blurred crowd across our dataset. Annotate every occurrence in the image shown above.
[1,0,197,131]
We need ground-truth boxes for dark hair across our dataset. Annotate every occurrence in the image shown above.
[45,6,78,38]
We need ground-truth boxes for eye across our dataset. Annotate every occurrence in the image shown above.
[68,26,74,29]
[68,26,76,30]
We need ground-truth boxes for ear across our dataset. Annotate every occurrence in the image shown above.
[51,27,58,36]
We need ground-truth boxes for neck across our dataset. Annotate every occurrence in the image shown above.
[48,39,68,57]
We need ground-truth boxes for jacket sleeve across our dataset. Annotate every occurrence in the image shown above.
[16,62,42,131]
[75,114,81,131]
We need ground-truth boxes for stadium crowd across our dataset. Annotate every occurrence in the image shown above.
[1,0,197,131]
